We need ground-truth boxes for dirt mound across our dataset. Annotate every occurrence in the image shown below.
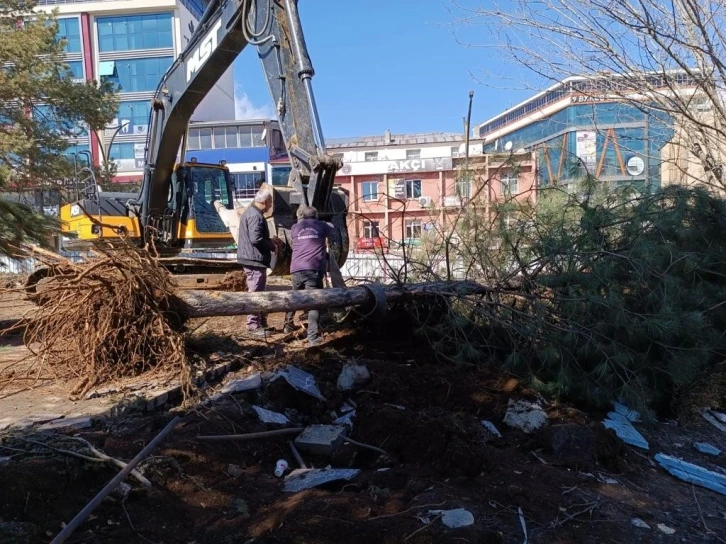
[217,270,247,292]
[356,406,492,476]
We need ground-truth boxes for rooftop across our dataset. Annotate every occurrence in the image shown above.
[326,131,463,149]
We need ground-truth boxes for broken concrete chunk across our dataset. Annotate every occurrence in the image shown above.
[271,366,325,401]
[503,400,549,433]
[252,405,290,425]
[612,401,641,422]
[37,416,92,431]
[694,442,721,456]
[333,410,356,430]
[220,373,262,394]
[602,412,649,450]
[657,523,676,535]
[283,468,360,492]
[631,518,651,529]
[337,363,371,391]
[428,508,475,528]
[481,420,502,438]
[655,453,726,496]
[294,425,346,456]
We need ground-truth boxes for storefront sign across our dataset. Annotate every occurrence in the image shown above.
[570,95,610,103]
[575,131,597,170]
[342,157,453,176]
[627,156,645,176]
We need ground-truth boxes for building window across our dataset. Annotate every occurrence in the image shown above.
[271,165,291,186]
[405,219,422,239]
[233,172,265,199]
[225,126,238,148]
[100,57,174,93]
[405,179,422,199]
[238,126,265,147]
[116,100,151,134]
[451,146,460,158]
[364,151,378,162]
[501,174,519,196]
[361,181,378,202]
[363,221,380,238]
[66,60,84,81]
[57,17,81,53]
[406,149,421,160]
[213,127,226,149]
[456,173,472,199]
[109,142,135,160]
[199,128,212,149]
[187,129,200,151]
[97,13,173,53]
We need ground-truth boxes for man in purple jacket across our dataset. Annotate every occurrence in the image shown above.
[284,205,336,346]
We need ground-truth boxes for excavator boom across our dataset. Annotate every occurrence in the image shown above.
[139,0,342,242]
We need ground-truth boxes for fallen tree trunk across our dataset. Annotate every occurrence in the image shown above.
[177,280,492,318]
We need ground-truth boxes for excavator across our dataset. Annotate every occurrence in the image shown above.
[29,0,348,294]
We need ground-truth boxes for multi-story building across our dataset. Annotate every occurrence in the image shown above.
[475,72,701,191]
[328,131,537,251]
[34,0,235,182]
[184,118,290,200]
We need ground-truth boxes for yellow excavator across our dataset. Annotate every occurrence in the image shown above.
[32,0,349,293]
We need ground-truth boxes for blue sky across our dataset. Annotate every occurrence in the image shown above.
[232,0,535,138]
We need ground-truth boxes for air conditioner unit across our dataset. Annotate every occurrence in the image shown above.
[418,196,432,208]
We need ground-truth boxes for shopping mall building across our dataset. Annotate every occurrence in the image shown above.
[475,73,703,192]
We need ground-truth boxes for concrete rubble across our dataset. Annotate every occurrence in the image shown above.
[481,420,502,438]
[693,442,721,456]
[283,468,360,492]
[294,425,347,456]
[337,363,370,391]
[503,399,549,433]
[252,405,290,425]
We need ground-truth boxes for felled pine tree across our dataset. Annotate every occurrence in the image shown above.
[498,181,726,414]
[0,0,117,255]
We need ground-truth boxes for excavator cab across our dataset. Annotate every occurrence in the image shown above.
[168,160,236,249]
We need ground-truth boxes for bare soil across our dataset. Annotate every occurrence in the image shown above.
[0,295,725,543]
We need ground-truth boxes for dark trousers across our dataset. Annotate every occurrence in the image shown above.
[243,265,267,330]
[284,270,324,341]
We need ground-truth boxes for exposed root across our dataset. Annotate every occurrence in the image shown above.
[11,244,191,400]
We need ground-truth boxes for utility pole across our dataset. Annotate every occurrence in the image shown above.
[464,90,474,168]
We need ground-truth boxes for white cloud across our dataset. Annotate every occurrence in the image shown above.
[234,84,275,120]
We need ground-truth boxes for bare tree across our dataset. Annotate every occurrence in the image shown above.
[450,0,726,190]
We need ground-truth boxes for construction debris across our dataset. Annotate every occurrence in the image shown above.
[657,523,676,535]
[701,409,726,433]
[481,420,502,438]
[693,442,721,456]
[337,363,370,391]
[271,366,325,401]
[602,412,649,450]
[294,425,347,456]
[630,518,650,529]
[612,401,641,422]
[427,508,475,529]
[283,468,360,492]
[654,453,726,495]
[252,406,290,425]
[218,373,262,395]
[503,399,549,433]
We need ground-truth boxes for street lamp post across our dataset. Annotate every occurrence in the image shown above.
[101,121,130,181]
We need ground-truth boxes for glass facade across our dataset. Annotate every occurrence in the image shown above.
[66,60,84,80]
[117,100,151,128]
[109,142,136,160]
[188,125,265,150]
[485,102,674,188]
[57,17,81,53]
[97,13,173,52]
[33,104,87,138]
[101,57,173,93]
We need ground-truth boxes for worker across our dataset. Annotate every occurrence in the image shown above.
[284,205,336,347]
[237,187,281,337]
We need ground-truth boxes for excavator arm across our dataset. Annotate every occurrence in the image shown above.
[138,0,342,242]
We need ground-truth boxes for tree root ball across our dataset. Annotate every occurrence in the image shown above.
[20,246,190,400]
